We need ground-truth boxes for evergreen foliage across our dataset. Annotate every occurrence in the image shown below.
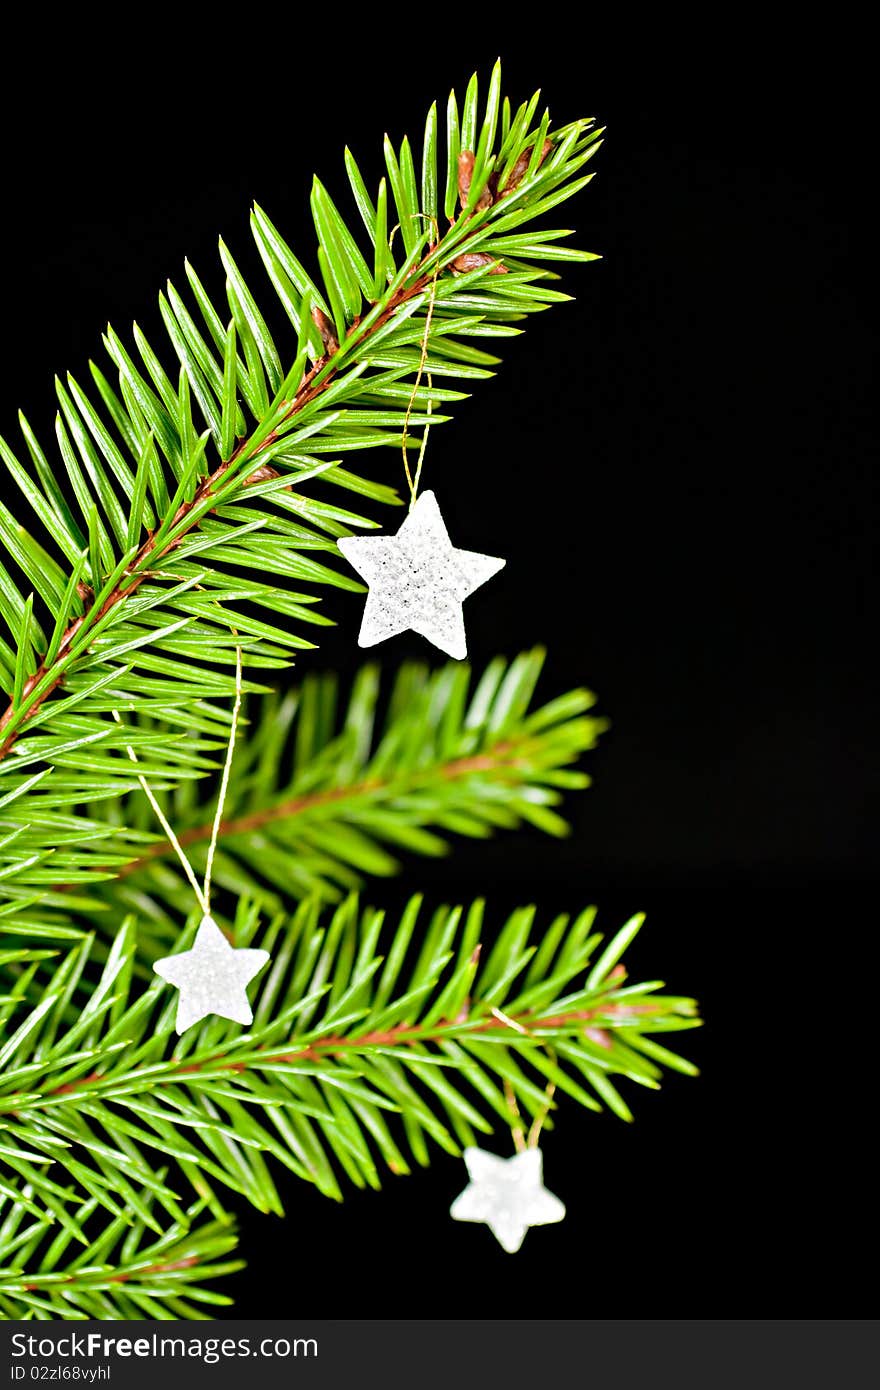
[91,649,606,931]
[0,898,697,1316]
[0,63,699,1316]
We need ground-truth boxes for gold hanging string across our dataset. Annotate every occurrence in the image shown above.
[112,644,243,919]
[503,1079,527,1154]
[527,1049,558,1149]
[202,645,243,910]
[408,372,434,504]
[400,217,441,508]
[114,709,210,915]
[491,1007,560,1151]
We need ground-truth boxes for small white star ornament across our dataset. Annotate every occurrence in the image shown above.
[153,915,269,1034]
[337,490,505,660]
[450,1146,566,1253]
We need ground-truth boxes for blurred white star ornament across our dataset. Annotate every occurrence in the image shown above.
[337,490,505,660]
[154,915,269,1034]
[450,1146,566,1253]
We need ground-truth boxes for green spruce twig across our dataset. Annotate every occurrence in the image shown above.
[0,897,698,1228]
[0,60,603,944]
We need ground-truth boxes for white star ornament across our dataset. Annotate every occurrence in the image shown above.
[337,490,505,660]
[153,915,269,1034]
[450,1146,566,1253]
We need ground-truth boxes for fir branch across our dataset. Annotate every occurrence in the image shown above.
[87,649,606,925]
[0,1192,240,1319]
[0,65,664,1323]
[0,60,602,774]
[0,62,602,940]
[0,898,699,1216]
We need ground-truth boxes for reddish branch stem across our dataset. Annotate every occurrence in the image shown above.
[3,992,655,1112]
[112,742,524,879]
[0,262,437,762]
[20,1256,200,1293]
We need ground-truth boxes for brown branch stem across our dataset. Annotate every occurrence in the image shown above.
[3,996,657,1113]
[112,740,527,879]
[19,1256,200,1294]
[0,247,443,763]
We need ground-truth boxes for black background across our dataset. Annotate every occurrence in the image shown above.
[0,29,871,1316]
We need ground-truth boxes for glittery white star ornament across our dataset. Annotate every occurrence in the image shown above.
[337,490,505,660]
[153,915,269,1035]
[450,1146,566,1253]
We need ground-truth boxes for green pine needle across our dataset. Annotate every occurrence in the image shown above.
[83,649,606,931]
[0,65,697,1322]
[0,896,699,1226]
[0,1192,241,1320]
